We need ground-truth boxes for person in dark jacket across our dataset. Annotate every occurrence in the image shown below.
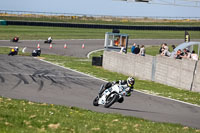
[134,45,140,54]
[131,43,136,54]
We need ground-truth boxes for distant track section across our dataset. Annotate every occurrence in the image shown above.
[6,20,200,31]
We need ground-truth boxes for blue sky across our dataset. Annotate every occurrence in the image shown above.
[1,0,200,18]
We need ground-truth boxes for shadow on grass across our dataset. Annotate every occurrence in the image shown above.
[109,107,158,114]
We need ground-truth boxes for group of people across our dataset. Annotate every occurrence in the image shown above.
[131,43,145,56]
[174,48,198,61]
[159,43,198,61]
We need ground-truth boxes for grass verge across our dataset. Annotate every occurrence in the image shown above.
[0,25,200,40]
[1,97,199,133]
[1,15,200,26]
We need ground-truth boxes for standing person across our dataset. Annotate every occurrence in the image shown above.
[139,45,145,56]
[131,43,136,54]
[134,45,140,54]
[161,43,170,57]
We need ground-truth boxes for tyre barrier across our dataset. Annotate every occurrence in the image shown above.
[92,55,103,66]
[6,20,200,31]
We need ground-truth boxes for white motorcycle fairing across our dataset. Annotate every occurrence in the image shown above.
[98,84,126,105]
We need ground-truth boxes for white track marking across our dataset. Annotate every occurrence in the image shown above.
[22,47,27,53]
[87,49,104,58]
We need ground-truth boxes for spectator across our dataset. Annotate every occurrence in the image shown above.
[161,43,171,57]
[131,43,136,54]
[139,45,145,56]
[172,45,176,50]
[159,44,163,54]
[181,48,191,59]
[174,49,182,59]
[159,43,164,54]
[134,45,140,54]
[191,50,198,61]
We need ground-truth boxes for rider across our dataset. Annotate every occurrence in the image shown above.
[114,77,135,96]
[47,36,52,43]
[104,77,135,97]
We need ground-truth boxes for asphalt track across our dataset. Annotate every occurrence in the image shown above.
[1,39,200,57]
[0,40,200,129]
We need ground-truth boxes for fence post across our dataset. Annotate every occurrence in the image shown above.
[151,56,157,81]
[190,61,198,91]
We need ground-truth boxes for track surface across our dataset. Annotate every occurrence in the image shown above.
[0,40,200,129]
[1,39,200,57]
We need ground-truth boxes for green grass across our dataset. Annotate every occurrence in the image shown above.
[1,97,199,133]
[1,15,200,26]
[0,25,200,40]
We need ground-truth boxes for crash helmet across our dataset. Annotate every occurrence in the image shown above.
[127,77,135,87]
[11,48,15,52]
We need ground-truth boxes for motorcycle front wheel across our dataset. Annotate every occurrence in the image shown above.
[93,96,99,106]
[104,92,119,108]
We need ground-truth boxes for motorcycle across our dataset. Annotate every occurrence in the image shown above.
[11,37,19,42]
[44,37,52,44]
[8,47,18,56]
[44,39,52,44]
[93,83,130,108]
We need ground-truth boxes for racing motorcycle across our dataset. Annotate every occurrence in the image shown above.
[93,83,131,108]
[44,39,52,44]
[44,37,52,44]
[11,37,19,42]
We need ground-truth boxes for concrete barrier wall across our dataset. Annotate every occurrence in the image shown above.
[154,56,196,91]
[103,51,200,92]
[103,51,154,81]
[192,62,200,92]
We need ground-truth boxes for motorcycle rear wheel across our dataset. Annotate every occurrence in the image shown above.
[104,92,119,108]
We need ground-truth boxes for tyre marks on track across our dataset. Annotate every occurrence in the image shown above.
[0,74,5,83]
[0,66,96,91]
[0,55,100,93]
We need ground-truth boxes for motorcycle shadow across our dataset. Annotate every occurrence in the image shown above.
[109,107,157,114]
